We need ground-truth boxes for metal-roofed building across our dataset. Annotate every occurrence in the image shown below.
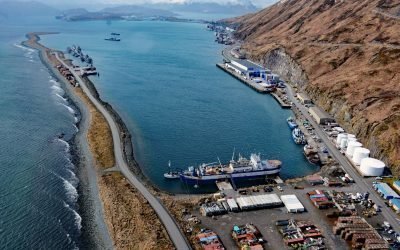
[297,93,312,105]
[309,106,336,125]
[373,182,400,200]
[226,59,269,79]
[389,198,400,212]
[280,194,305,213]
[393,180,400,194]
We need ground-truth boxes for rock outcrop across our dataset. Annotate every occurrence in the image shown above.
[229,0,400,174]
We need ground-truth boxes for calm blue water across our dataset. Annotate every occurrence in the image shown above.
[40,19,318,193]
[0,15,317,248]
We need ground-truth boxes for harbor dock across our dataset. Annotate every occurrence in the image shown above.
[271,93,292,109]
[217,62,293,108]
[216,63,268,93]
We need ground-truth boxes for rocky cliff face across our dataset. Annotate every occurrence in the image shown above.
[230,0,400,174]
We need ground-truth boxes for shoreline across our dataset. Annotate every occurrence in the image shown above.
[22,32,113,249]
[23,32,189,249]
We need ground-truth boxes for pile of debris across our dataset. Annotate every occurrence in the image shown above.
[277,219,325,249]
[333,216,389,249]
[196,228,225,250]
[232,223,265,250]
[307,190,334,209]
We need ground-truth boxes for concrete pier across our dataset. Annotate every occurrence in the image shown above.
[271,93,292,109]
[217,63,292,109]
[216,63,268,93]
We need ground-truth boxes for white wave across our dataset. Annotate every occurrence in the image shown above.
[66,158,74,169]
[50,171,79,207]
[29,59,34,62]
[50,79,61,87]
[74,116,79,124]
[13,43,35,53]
[73,124,79,132]
[24,52,33,58]
[63,201,82,231]
[63,178,79,204]
[57,138,71,153]
[67,169,79,187]
[55,93,67,102]
[61,103,76,115]
[51,85,65,96]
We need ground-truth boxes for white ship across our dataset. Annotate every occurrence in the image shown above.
[180,153,281,185]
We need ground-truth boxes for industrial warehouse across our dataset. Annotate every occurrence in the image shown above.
[308,106,336,125]
[225,59,269,79]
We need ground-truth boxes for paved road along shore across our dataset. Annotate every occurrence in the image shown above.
[54,53,191,249]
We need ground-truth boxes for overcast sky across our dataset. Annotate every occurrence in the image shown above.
[33,0,279,8]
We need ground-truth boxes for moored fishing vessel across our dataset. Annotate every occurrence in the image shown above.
[180,153,282,185]
[287,116,298,129]
[105,33,121,41]
[303,144,321,165]
[164,161,180,179]
[292,128,306,145]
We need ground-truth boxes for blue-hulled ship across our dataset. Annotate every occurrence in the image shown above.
[292,128,306,144]
[287,116,298,129]
[179,153,282,185]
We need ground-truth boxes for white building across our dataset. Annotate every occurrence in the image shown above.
[280,195,305,213]
[226,59,269,79]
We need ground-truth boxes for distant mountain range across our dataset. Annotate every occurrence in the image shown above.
[57,6,177,21]
[0,1,60,17]
[0,0,259,21]
[59,2,259,21]
[148,2,259,15]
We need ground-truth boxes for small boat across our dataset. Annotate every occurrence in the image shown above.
[105,37,121,42]
[287,116,298,129]
[304,144,321,165]
[292,128,307,145]
[164,161,180,179]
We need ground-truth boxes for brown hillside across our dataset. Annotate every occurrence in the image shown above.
[230,0,400,174]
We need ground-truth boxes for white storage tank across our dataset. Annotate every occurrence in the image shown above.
[360,158,385,176]
[336,133,347,145]
[352,147,370,165]
[346,137,357,147]
[347,134,356,139]
[340,138,348,149]
[346,141,362,157]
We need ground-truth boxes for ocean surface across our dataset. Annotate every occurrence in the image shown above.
[0,14,317,248]
[0,17,82,248]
